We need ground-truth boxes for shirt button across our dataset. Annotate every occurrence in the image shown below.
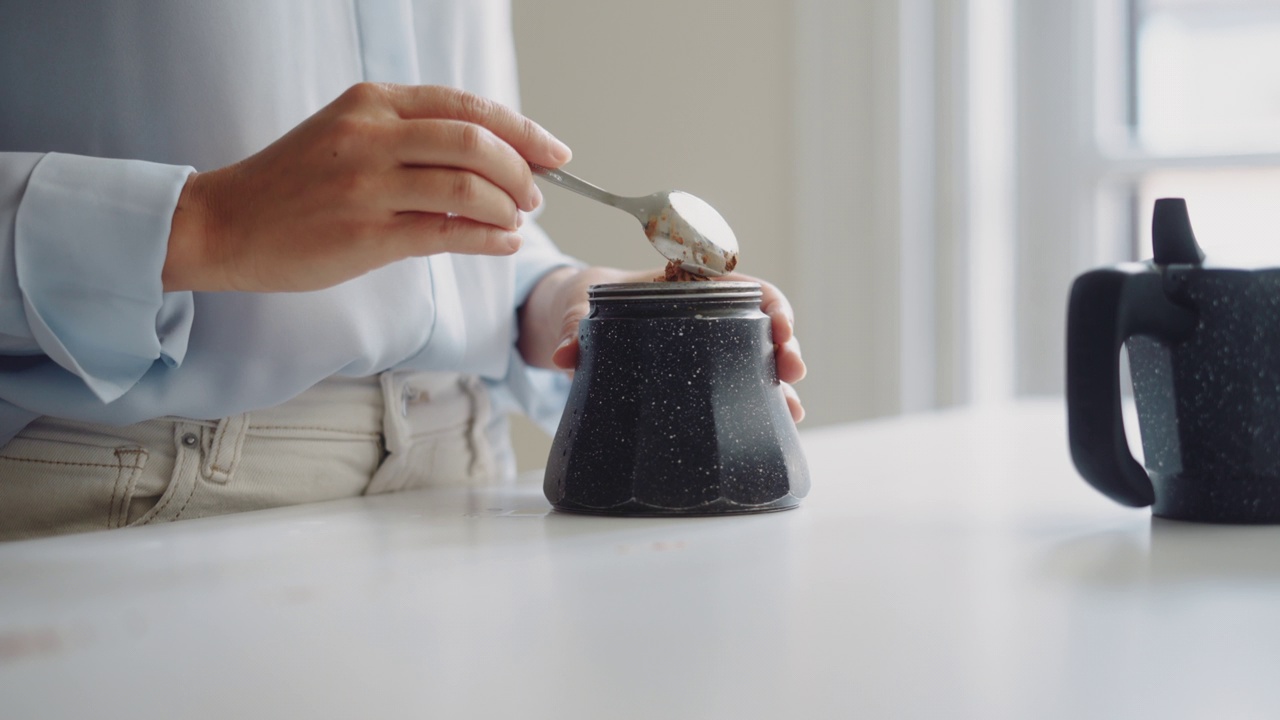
[181,432,199,447]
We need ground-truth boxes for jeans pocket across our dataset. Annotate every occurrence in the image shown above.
[0,435,149,540]
[405,427,477,488]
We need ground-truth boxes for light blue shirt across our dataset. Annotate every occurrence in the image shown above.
[0,0,577,446]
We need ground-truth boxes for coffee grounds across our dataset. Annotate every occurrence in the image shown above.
[657,261,711,282]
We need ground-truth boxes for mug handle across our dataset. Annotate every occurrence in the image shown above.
[1066,264,1196,507]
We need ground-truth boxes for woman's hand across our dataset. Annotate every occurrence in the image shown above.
[163,83,572,293]
[519,266,807,422]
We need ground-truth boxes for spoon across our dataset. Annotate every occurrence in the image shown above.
[529,163,739,277]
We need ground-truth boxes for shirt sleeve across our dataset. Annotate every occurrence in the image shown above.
[0,152,196,403]
[510,213,582,307]
[488,215,583,434]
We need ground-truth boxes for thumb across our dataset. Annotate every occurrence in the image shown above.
[550,307,587,370]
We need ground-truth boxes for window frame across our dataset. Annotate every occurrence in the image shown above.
[794,0,1016,422]
[1015,0,1280,395]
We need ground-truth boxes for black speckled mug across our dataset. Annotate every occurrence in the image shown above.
[544,281,809,516]
[1068,198,1280,523]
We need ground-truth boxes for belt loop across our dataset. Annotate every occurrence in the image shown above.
[203,413,250,484]
[366,371,411,495]
[462,376,493,479]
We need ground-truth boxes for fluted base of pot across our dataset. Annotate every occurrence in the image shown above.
[549,493,802,517]
[544,282,810,519]
[1150,471,1280,524]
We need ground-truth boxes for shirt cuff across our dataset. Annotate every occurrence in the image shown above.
[487,347,574,436]
[14,153,195,403]
[511,218,584,306]
[487,218,581,433]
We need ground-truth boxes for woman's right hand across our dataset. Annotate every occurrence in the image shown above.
[162,83,572,293]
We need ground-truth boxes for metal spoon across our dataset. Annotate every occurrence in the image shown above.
[530,163,739,277]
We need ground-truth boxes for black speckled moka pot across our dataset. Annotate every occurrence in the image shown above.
[1068,198,1280,523]
[544,281,809,516]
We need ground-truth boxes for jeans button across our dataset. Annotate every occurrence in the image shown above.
[181,432,199,447]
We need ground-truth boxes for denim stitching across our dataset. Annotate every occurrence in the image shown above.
[107,455,123,529]
[249,425,379,434]
[209,421,229,476]
[0,456,143,470]
[171,481,200,521]
[111,449,147,528]
[150,467,197,521]
[149,430,199,520]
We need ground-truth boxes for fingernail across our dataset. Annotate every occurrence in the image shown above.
[515,211,524,228]
[555,336,572,352]
[504,233,522,253]
[533,183,544,208]
[548,137,572,164]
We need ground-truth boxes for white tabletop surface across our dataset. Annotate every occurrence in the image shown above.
[3,399,1280,719]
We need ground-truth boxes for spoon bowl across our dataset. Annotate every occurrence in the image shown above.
[530,164,739,276]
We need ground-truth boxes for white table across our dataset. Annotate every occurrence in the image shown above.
[3,399,1279,719]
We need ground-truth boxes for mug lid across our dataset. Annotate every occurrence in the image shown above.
[1148,198,1280,271]
[1152,198,1206,266]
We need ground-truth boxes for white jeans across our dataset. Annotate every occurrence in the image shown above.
[0,372,511,541]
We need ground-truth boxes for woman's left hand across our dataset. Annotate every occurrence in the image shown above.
[519,266,806,422]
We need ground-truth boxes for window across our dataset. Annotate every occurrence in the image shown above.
[1015,0,1280,396]
[1134,0,1280,157]
[1128,0,1280,264]
[794,0,1280,421]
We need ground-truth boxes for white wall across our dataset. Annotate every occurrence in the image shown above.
[511,1,794,276]
[506,1,965,473]
[508,0,801,469]
[503,2,1106,472]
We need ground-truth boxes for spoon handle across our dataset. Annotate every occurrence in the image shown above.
[529,164,640,214]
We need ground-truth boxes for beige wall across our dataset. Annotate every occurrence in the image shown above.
[509,1,798,470]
